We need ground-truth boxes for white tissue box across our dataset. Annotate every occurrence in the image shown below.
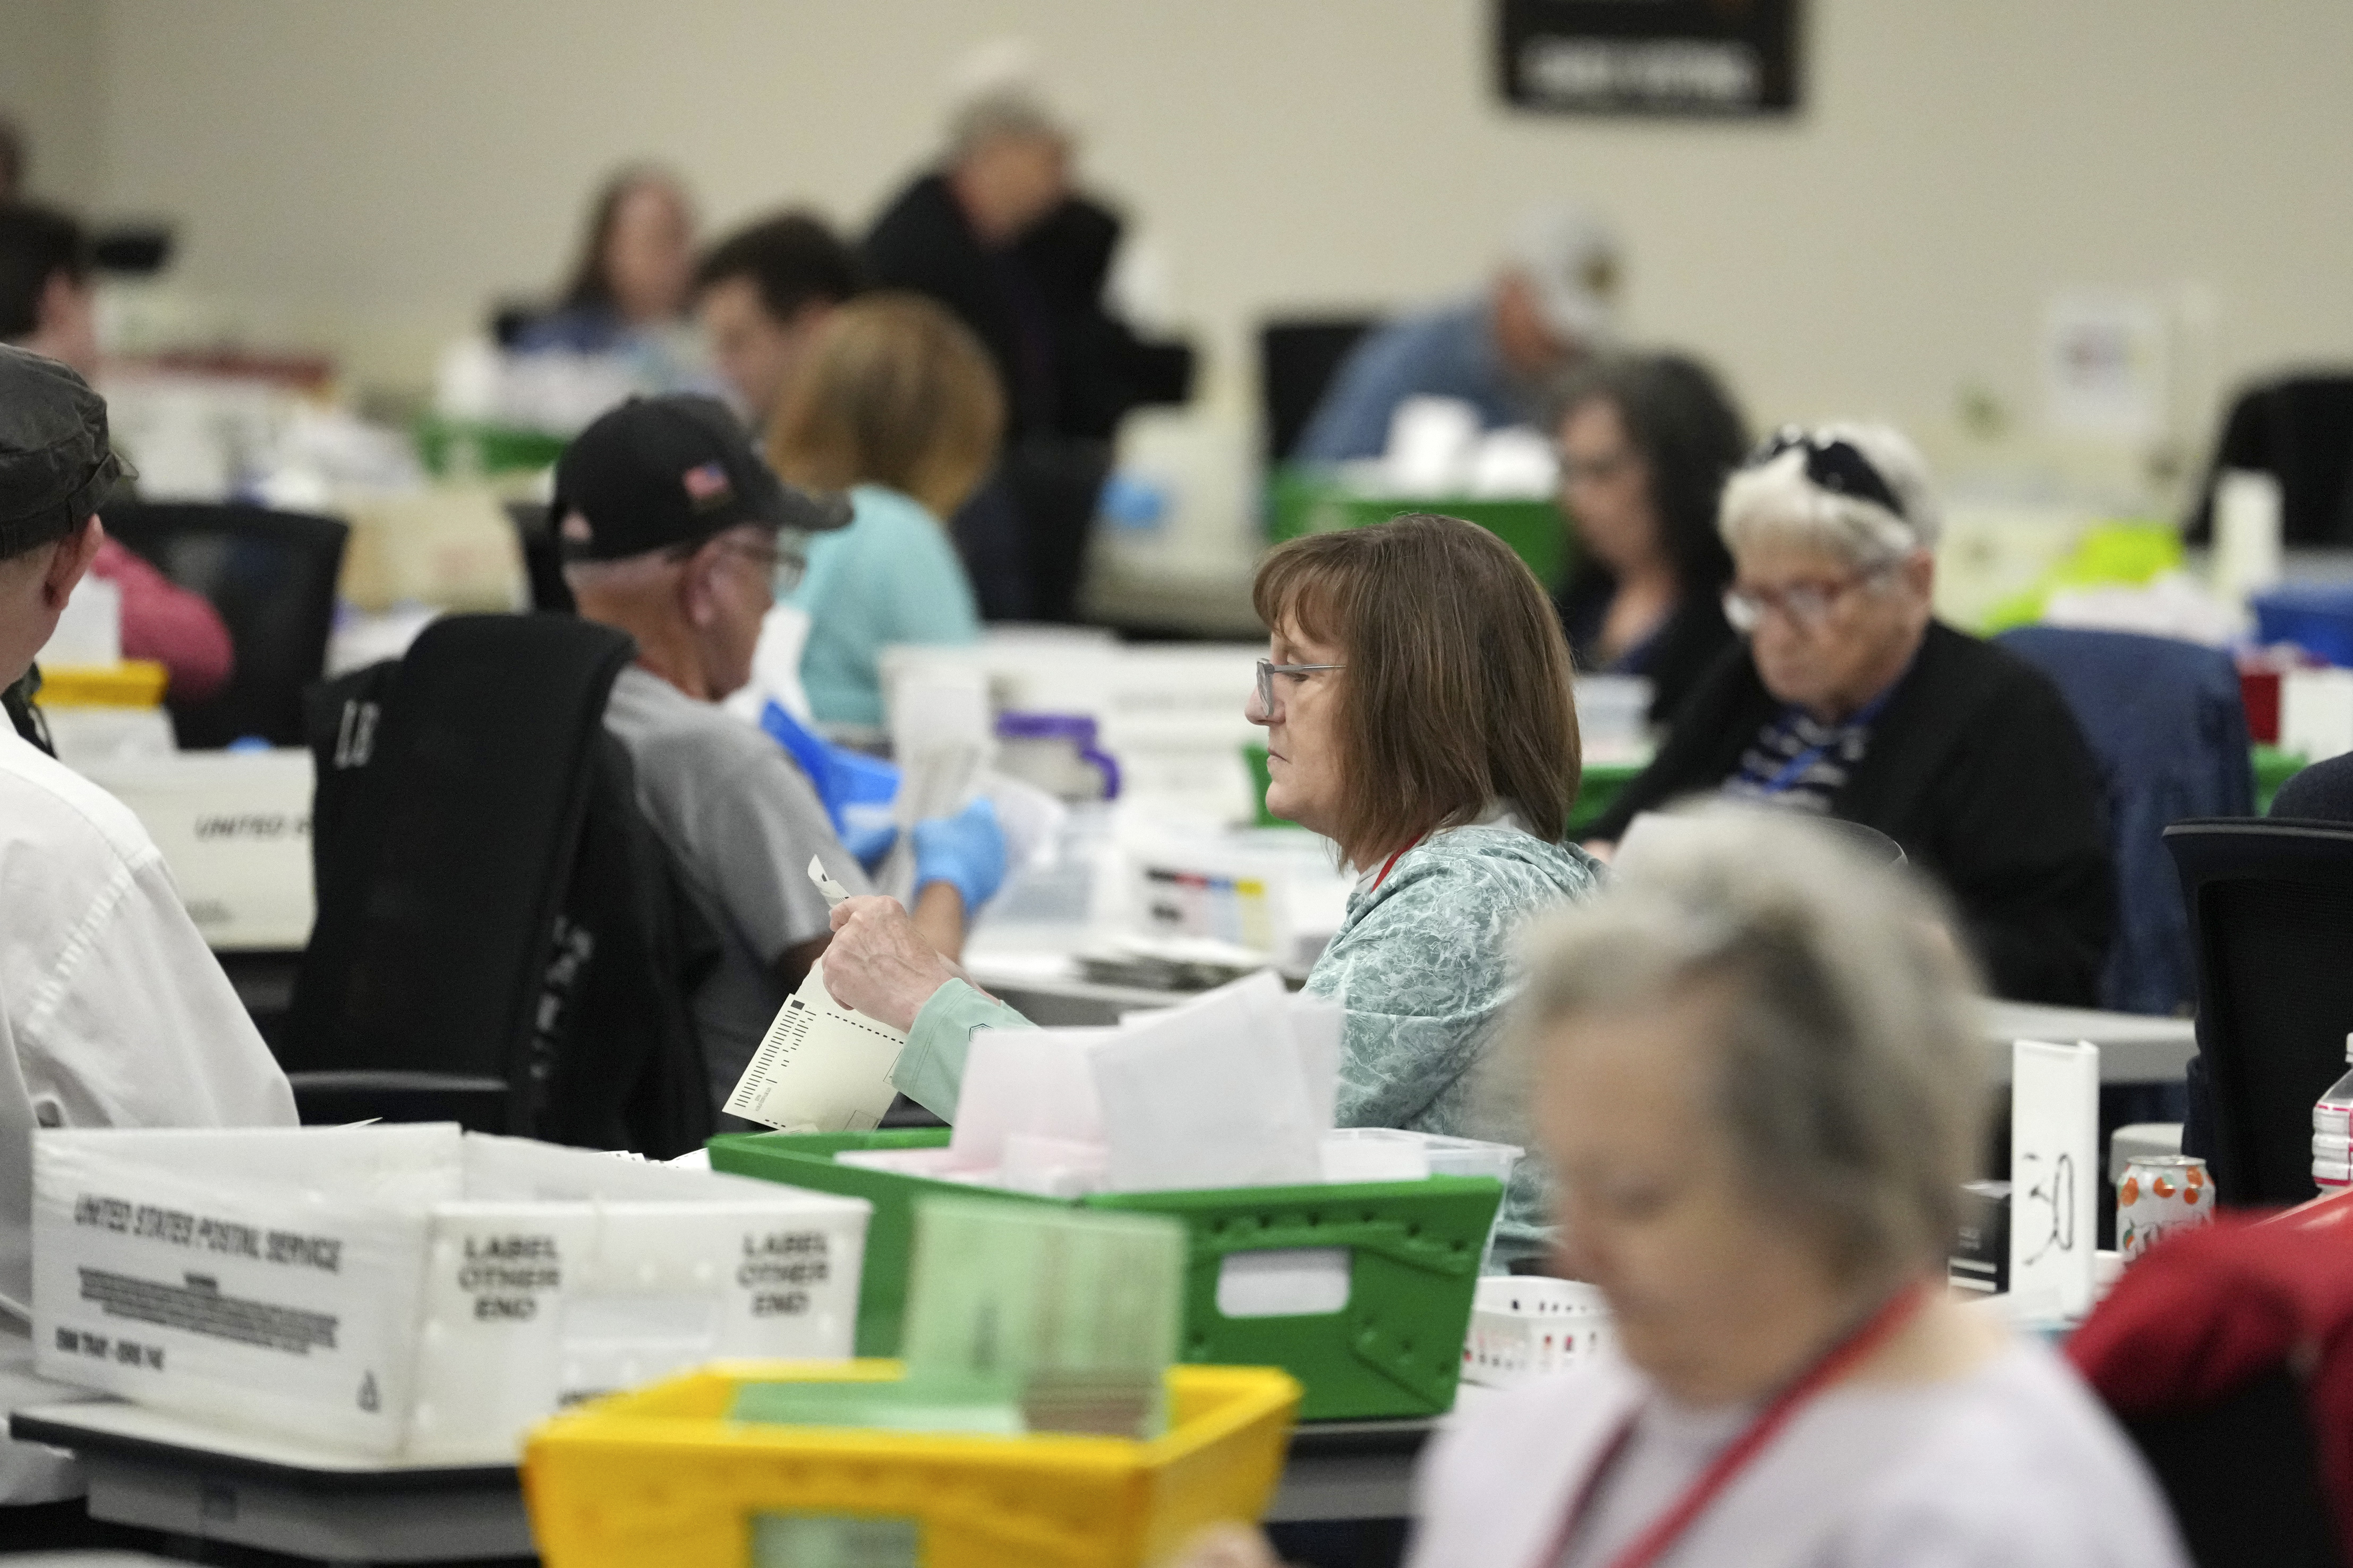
[1461,1276,1613,1389]
[32,1125,868,1461]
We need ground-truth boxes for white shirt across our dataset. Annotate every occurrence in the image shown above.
[0,724,296,1503]
[1409,1338,2189,1568]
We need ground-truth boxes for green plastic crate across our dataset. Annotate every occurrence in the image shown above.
[413,413,570,478]
[2254,744,2307,817]
[1266,466,1572,592]
[708,1129,1502,1421]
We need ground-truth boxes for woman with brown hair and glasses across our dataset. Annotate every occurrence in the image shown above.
[1583,422,2111,1006]
[819,513,1604,1266]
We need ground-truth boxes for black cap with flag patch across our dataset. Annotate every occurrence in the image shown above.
[0,345,126,561]
[550,394,849,562]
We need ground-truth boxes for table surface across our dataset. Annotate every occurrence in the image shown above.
[14,1389,1462,1561]
[968,960,2201,1086]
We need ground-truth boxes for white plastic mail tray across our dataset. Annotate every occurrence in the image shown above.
[74,748,317,950]
[32,1125,869,1462]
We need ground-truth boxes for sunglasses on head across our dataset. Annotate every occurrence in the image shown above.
[1747,427,1906,521]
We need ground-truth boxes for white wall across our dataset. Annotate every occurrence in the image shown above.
[1,0,104,204]
[47,0,2353,499]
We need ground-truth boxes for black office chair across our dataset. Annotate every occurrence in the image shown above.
[2186,373,2353,546]
[2164,818,2353,1205]
[1258,315,1379,465]
[505,498,575,613]
[2124,1364,2345,1568]
[280,613,712,1155]
[100,501,348,748]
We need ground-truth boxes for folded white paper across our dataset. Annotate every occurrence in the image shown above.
[1088,974,1325,1193]
[948,1027,1113,1170]
[2010,1037,2100,1319]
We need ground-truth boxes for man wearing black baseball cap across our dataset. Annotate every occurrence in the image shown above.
[557,395,1005,1119]
[0,345,295,1533]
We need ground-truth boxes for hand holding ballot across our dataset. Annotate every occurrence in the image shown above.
[822,893,966,1032]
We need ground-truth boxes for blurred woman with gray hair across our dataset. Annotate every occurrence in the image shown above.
[1176,813,2182,1568]
[1408,811,2185,1568]
[1584,423,2111,1005]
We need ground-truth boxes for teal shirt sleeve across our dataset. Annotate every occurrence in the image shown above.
[890,978,1036,1119]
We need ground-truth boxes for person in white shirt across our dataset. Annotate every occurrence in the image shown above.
[0,345,296,1534]
[1181,809,2187,1568]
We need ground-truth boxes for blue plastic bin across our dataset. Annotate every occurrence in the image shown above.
[2254,585,2353,666]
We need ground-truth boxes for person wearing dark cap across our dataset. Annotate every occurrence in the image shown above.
[0,345,295,1532]
[555,394,1007,1118]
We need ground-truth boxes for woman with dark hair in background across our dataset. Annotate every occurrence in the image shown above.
[516,166,699,369]
[1550,353,1748,726]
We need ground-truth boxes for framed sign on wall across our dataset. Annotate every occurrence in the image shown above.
[1495,0,1802,117]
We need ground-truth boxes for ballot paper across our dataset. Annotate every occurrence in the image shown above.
[722,860,908,1133]
[1089,971,1326,1193]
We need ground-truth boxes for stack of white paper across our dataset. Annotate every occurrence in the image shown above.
[856,971,1343,1197]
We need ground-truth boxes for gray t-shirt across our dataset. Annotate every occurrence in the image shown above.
[601,666,872,1115]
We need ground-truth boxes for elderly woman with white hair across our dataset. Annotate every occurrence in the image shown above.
[1585,423,2111,1005]
[1180,813,2186,1568]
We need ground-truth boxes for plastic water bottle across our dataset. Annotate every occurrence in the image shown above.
[2314,1033,2353,1192]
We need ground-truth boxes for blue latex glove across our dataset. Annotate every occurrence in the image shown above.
[840,815,897,870]
[913,796,1008,913]
[761,700,902,871]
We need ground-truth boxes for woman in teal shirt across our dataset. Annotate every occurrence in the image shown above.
[820,515,1604,1267]
[768,293,1001,726]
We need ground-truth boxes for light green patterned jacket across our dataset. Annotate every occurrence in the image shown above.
[894,825,1605,1266]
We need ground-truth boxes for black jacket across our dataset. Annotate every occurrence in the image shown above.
[1586,620,2115,1005]
[863,173,1192,444]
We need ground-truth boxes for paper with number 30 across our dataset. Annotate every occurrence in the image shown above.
[722,859,908,1133]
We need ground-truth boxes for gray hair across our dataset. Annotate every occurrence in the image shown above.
[945,88,1070,161]
[1512,807,1984,1282]
[1718,421,1942,567]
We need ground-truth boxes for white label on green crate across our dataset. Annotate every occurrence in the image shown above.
[1215,1248,1351,1317]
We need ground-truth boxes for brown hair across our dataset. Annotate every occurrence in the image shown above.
[558,165,689,313]
[765,292,1005,520]
[1252,514,1582,867]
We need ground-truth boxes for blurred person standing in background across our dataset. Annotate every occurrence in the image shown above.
[864,45,1192,622]
[693,210,864,434]
[0,202,233,705]
[1294,203,1622,463]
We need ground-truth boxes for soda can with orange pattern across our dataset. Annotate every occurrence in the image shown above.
[2117,1155,2212,1262]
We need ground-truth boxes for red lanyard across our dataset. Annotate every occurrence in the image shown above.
[1371,836,1425,892]
[1536,1281,1930,1568]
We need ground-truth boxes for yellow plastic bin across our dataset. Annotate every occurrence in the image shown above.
[524,1360,1302,1568]
[36,659,168,707]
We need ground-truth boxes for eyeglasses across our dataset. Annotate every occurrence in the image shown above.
[1722,571,1886,634]
[1252,658,1344,717]
[676,533,805,594]
[1746,427,1907,521]
[1557,447,1638,488]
